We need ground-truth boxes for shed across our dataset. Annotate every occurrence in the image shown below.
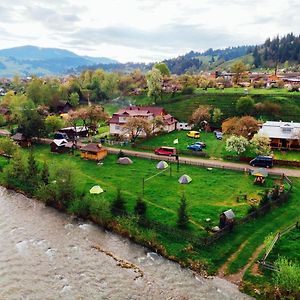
[117,157,133,164]
[219,209,235,229]
[11,133,31,147]
[80,143,107,161]
[60,126,88,139]
[50,139,74,153]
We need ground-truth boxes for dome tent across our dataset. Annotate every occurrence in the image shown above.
[156,161,169,170]
[117,157,133,164]
[178,174,192,184]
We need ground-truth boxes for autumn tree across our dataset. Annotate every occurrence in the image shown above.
[222,116,259,139]
[146,68,163,104]
[150,115,165,135]
[123,117,151,142]
[86,105,109,134]
[189,105,211,129]
[225,135,249,155]
[212,108,223,126]
[250,134,271,155]
[231,60,247,84]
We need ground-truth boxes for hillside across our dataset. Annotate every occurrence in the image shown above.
[0,45,118,77]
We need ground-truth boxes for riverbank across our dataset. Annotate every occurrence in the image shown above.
[0,187,251,299]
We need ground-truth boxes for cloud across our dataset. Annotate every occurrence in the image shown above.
[65,23,241,53]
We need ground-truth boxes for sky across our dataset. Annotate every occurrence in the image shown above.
[0,0,299,63]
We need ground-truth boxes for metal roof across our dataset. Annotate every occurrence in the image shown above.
[259,121,300,140]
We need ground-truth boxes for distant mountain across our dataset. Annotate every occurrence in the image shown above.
[0,45,118,77]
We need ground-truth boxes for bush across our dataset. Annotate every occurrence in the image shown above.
[181,86,195,95]
[177,194,189,229]
[273,256,300,293]
[134,196,147,217]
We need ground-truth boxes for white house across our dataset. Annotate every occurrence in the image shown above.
[108,106,177,137]
[259,121,300,150]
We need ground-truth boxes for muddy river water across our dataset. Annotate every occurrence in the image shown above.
[0,187,251,299]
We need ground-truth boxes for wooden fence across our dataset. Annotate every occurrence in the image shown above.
[258,220,300,271]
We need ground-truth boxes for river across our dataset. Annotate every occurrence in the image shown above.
[0,187,252,299]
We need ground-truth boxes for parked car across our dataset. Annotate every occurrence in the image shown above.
[187,144,203,151]
[249,156,273,168]
[214,130,223,140]
[154,146,177,156]
[186,130,200,138]
[54,132,69,140]
[194,141,206,148]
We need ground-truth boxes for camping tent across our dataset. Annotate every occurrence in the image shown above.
[117,157,133,164]
[156,161,169,170]
[178,174,192,184]
[251,168,268,177]
[89,185,104,194]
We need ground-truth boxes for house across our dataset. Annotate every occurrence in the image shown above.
[219,209,235,229]
[108,106,177,137]
[266,74,281,87]
[57,101,73,114]
[80,143,108,161]
[259,121,300,150]
[11,133,31,147]
[59,126,88,140]
[50,139,74,154]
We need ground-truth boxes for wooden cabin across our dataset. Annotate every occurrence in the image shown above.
[60,126,89,140]
[80,143,107,161]
[11,133,31,147]
[219,209,235,229]
[50,139,74,154]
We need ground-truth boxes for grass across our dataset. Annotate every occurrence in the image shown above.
[1,144,299,279]
[127,90,300,123]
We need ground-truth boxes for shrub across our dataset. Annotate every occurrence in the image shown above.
[134,196,147,217]
[181,86,195,95]
[177,194,189,229]
[111,189,126,216]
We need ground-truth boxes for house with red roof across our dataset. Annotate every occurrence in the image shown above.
[108,106,177,137]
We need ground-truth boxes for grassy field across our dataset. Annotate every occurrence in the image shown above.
[128,90,300,123]
[1,144,299,278]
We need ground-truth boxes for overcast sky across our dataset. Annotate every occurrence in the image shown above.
[0,0,299,62]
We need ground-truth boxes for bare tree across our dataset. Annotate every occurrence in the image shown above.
[123,117,151,142]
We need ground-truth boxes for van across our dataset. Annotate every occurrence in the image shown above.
[249,156,273,168]
[154,147,176,156]
[186,131,200,138]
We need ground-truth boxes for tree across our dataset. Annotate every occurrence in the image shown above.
[153,62,171,77]
[68,92,80,107]
[231,60,247,84]
[222,116,259,139]
[41,161,49,185]
[123,117,151,142]
[45,115,65,135]
[111,189,126,216]
[177,194,189,229]
[0,137,19,156]
[273,256,300,293]
[212,108,223,125]
[250,134,271,155]
[225,135,249,155]
[27,150,40,193]
[146,68,163,104]
[150,115,164,135]
[86,105,109,134]
[134,196,147,217]
[189,105,211,129]
[236,96,255,115]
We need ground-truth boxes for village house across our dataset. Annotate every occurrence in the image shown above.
[80,143,108,161]
[59,126,89,140]
[259,121,300,150]
[50,139,74,154]
[11,132,31,147]
[108,106,177,137]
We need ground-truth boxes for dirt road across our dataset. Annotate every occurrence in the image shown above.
[107,147,300,178]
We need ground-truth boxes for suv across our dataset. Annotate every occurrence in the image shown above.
[154,147,177,156]
[187,144,203,151]
[214,130,223,140]
[187,131,200,138]
[249,156,273,168]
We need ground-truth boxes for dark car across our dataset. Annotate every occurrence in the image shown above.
[54,132,69,140]
[154,147,177,156]
[249,156,273,168]
[194,141,206,148]
[187,144,203,151]
[214,130,223,140]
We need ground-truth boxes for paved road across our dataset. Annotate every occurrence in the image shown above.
[107,147,300,178]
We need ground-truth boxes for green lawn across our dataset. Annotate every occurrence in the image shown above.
[273,150,300,162]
